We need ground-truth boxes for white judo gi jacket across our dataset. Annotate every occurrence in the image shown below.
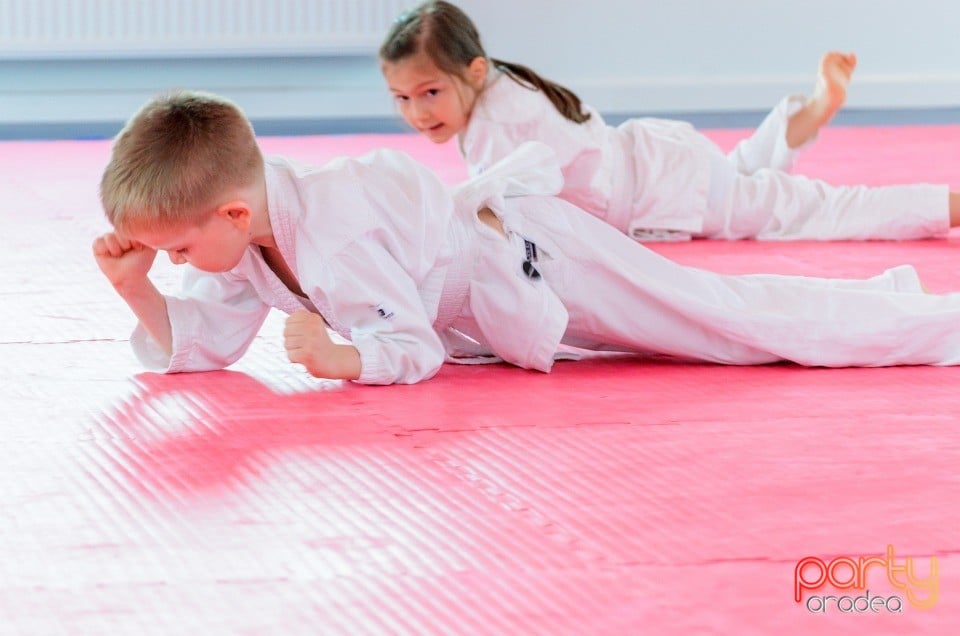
[131,144,569,384]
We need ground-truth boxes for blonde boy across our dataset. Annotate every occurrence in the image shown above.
[94,90,960,385]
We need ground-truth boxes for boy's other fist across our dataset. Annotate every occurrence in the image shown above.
[284,310,335,374]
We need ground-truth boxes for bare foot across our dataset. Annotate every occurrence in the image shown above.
[785,51,857,148]
[809,52,857,126]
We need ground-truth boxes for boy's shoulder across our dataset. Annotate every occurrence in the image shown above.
[265,153,367,183]
[262,155,382,259]
[263,150,448,241]
[266,149,422,183]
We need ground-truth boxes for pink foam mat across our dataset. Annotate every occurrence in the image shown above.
[3,124,960,634]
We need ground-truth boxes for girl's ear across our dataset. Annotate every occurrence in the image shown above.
[216,200,252,231]
[467,56,488,89]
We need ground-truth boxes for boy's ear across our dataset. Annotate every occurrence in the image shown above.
[216,200,252,231]
[467,56,488,89]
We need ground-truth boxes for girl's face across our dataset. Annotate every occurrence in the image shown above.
[382,52,486,144]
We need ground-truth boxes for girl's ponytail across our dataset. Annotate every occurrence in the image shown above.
[491,59,591,125]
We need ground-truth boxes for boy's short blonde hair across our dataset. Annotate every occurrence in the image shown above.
[100,90,264,232]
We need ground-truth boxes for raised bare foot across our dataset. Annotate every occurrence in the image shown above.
[808,51,857,127]
[785,51,857,148]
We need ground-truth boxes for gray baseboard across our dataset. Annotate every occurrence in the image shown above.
[3,108,959,142]
[3,56,959,140]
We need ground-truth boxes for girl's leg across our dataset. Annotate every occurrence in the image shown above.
[726,52,855,176]
[726,96,807,175]
[700,157,950,240]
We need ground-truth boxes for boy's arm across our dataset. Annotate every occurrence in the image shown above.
[140,268,271,373]
[92,232,172,355]
[115,280,173,357]
[297,240,447,386]
[93,231,272,373]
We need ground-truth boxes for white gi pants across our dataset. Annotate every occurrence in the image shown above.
[473,194,960,369]
[629,95,950,241]
[699,95,950,240]
[701,157,950,241]
[616,97,807,242]
[726,95,807,175]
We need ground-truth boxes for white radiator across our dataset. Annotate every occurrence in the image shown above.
[0,0,412,58]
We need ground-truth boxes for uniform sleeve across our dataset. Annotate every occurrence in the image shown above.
[131,266,271,373]
[453,141,564,214]
[462,117,539,179]
[304,239,447,386]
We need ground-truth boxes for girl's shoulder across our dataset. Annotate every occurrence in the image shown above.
[472,72,557,124]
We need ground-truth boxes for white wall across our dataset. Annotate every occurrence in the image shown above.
[1,0,959,134]
[460,0,960,113]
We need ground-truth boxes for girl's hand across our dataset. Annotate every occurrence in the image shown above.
[92,232,157,290]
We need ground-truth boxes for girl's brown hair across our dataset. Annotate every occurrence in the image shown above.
[380,1,590,124]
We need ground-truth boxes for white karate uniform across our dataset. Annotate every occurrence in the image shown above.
[132,143,960,385]
[460,71,949,241]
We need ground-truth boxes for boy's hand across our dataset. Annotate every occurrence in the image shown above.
[284,310,336,372]
[91,231,172,355]
[285,310,361,380]
[92,232,157,290]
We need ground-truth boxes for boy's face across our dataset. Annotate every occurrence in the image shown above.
[382,52,482,144]
[127,211,250,273]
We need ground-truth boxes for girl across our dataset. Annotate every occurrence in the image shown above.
[380,1,960,242]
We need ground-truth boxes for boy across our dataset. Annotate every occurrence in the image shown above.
[94,90,960,386]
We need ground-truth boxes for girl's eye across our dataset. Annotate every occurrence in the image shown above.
[425,89,440,97]
[394,94,410,102]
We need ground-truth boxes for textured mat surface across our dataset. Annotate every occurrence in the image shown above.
[2,124,960,635]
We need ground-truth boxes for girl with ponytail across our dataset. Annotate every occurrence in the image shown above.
[380,2,960,241]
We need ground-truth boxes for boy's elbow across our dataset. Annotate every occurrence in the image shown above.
[363,359,443,386]
[353,342,445,386]
[406,345,446,384]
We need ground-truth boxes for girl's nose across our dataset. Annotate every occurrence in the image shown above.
[409,100,428,122]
